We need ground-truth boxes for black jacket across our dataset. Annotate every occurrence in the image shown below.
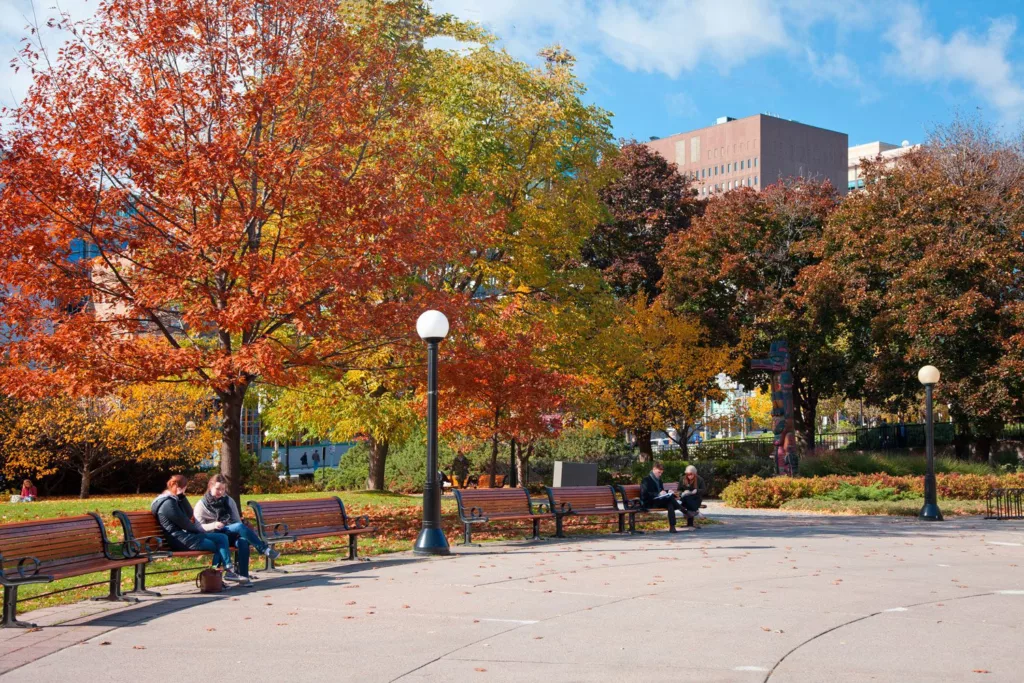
[640,473,666,507]
[151,492,206,550]
[677,475,707,500]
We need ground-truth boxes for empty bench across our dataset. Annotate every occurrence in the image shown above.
[115,510,243,596]
[545,485,629,537]
[247,497,375,570]
[0,513,147,628]
[453,488,552,544]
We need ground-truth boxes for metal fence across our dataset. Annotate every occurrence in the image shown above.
[986,488,1024,520]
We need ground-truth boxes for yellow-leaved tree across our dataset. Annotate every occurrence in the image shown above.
[0,384,217,498]
[581,296,741,460]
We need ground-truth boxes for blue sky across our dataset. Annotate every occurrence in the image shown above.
[3,1,1024,147]
[431,0,1024,147]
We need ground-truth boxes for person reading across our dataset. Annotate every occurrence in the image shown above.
[677,465,707,528]
[640,462,681,533]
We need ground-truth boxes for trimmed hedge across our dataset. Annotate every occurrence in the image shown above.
[721,472,1024,508]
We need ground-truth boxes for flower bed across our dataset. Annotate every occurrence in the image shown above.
[721,472,1024,508]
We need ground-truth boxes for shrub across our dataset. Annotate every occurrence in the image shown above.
[816,482,915,502]
[800,451,996,477]
[721,472,1021,508]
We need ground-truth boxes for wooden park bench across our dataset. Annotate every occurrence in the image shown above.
[114,509,243,596]
[247,497,375,571]
[617,483,705,532]
[0,513,148,628]
[544,485,629,537]
[453,488,552,544]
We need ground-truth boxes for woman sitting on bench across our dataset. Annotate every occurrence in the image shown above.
[195,474,280,571]
[677,465,707,528]
[151,474,248,585]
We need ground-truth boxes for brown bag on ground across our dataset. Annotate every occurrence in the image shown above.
[196,568,224,593]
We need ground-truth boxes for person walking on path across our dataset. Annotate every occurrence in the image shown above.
[194,474,279,575]
[640,462,682,533]
[677,465,707,529]
[151,474,248,585]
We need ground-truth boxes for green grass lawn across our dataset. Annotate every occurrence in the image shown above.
[779,498,989,516]
[0,490,706,614]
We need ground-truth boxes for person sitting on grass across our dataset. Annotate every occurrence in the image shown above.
[641,462,682,533]
[194,474,280,575]
[677,465,707,529]
[20,479,37,502]
[151,474,249,586]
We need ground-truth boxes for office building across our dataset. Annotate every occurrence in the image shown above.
[646,114,848,197]
[847,140,919,191]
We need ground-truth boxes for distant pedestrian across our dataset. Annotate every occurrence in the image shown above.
[451,454,470,488]
[19,479,37,502]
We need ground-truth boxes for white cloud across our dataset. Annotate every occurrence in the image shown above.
[664,91,698,118]
[885,3,1024,117]
[806,48,879,103]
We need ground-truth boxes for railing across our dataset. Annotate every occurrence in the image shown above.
[986,488,1024,520]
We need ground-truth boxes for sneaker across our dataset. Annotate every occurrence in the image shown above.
[222,569,244,583]
[237,576,253,587]
[263,546,281,560]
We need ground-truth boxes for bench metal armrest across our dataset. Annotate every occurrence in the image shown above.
[264,522,291,539]
[463,507,490,524]
[626,498,646,511]
[348,515,371,530]
[555,502,573,515]
[130,535,168,559]
[104,540,138,561]
[0,555,47,584]
[534,503,551,514]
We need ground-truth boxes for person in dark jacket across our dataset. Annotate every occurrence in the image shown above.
[151,474,247,584]
[640,463,681,532]
[451,454,471,488]
[677,465,707,528]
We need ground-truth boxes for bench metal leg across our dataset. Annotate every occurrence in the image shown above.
[614,513,628,534]
[1,585,36,629]
[347,535,370,562]
[553,515,566,539]
[124,563,161,598]
[629,512,645,535]
[90,568,139,604]
[458,523,481,547]
[262,550,289,574]
[531,519,541,541]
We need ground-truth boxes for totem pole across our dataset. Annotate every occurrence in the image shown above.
[751,340,798,475]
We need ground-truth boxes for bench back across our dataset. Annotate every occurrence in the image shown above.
[454,488,537,520]
[618,482,678,507]
[546,485,620,513]
[248,497,350,536]
[114,510,170,554]
[0,514,108,578]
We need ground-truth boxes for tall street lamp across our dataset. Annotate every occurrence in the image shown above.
[918,365,943,521]
[414,310,451,555]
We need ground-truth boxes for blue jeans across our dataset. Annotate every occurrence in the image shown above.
[223,522,266,577]
[192,532,232,568]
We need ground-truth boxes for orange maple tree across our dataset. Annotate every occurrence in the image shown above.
[0,0,491,498]
[437,307,567,485]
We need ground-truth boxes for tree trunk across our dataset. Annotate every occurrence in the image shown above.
[516,443,532,488]
[974,435,993,464]
[793,381,817,455]
[79,467,92,499]
[508,438,517,488]
[489,432,499,486]
[635,427,653,462]
[219,386,248,504]
[366,436,389,491]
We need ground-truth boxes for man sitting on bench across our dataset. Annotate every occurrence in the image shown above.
[641,462,682,533]
[677,465,707,529]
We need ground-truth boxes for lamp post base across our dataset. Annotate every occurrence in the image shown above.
[414,527,451,555]
[919,502,943,521]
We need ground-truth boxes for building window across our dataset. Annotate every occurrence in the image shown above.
[754,157,758,167]
[747,158,751,168]
[754,175,758,185]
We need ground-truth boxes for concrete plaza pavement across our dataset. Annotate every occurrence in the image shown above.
[2,508,1022,682]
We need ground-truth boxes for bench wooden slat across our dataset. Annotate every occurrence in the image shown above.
[246,497,375,568]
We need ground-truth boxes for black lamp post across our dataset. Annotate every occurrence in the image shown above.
[918,365,943,521]
[414,310,451,555]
